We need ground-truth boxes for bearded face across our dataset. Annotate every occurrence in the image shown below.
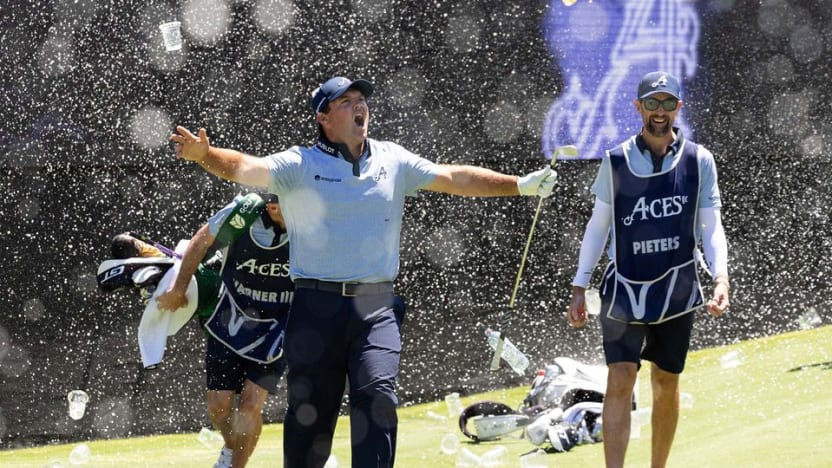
[636,93,680,138]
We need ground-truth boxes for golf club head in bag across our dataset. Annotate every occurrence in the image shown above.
[548,422,580,452]
[525,407,564,446]
[563,401,604,444]
[96,257,176,292]
[459,401,531,442]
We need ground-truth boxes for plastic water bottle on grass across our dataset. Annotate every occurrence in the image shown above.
[440,433,460,455]
[797,307,821,330]
[68,444,90,465]
[485,328,529,375]
[630,407,652,440]
[455,447,482,467]
[444,392,464,419]
[197,427,224,450]
[519,448,548,468]
[480,445,508,467]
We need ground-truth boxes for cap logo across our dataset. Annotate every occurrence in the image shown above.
[651,75,668,88]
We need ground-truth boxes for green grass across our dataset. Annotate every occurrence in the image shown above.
[3,326,831,467]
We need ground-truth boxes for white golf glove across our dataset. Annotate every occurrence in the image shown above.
[517,166,557,198]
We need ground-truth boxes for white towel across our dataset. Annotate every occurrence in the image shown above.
[137,241,198,369]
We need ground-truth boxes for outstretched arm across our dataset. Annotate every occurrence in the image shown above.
[170,126,271,187]
[423,164,555,197]
[156,224,215,312]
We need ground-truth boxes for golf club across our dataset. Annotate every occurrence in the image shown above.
[127,231,182,259]
[490,145,579,371]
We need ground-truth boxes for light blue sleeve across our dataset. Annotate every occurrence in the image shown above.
[590,155,612,204]
[697,146,722,209]
[387,142,442,196]
[264,147,304,197]
[207,196,243,236]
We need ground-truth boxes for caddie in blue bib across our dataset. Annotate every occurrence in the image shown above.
[202,193,293,364]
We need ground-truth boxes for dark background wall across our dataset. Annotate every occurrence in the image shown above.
[1,0,830,448]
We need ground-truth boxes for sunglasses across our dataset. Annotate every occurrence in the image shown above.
[641,97,679,111]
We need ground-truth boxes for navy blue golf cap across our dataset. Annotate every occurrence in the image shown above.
[637,71,681,100]
[311,77,374,114]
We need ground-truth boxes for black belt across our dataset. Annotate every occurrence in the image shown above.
[294,279,394,297]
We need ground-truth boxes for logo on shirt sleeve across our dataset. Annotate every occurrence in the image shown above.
[230,214,246,229]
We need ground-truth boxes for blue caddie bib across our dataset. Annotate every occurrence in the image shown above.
[599,137,703,324]
[205,216,293,364]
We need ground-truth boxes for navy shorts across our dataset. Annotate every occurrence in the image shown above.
[599,310,695,374]
[205,336,287,394]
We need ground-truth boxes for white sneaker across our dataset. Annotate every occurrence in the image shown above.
[213,446,233,468]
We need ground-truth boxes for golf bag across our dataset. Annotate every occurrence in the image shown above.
[522,357,637,412]
[521,357,641,452]
[458,357,635,453]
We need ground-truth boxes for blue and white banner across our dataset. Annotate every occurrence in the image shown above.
[541,0,703,159]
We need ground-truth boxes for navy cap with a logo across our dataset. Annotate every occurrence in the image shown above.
[310,76,374,114]
[637,71,681,100]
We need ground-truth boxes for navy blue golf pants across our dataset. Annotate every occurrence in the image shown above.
[283,288,405,468]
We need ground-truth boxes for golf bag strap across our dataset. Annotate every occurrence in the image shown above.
[213,193,266,247]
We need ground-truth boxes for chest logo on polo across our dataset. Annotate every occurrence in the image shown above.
[314,174,342,182]
[623,195,688,226]
[375,166,387,181]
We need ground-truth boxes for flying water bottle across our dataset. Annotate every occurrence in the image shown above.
[485,328,529,375]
